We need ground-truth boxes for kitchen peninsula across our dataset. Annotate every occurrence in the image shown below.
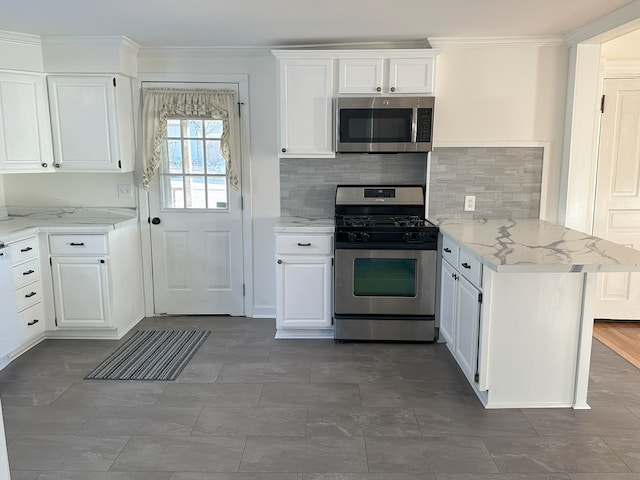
[437,218,640,409]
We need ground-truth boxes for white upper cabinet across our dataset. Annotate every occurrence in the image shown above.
[274,54,335,158]
[47,74,135,172]
[337,52,438,95]
[0,72,54,172]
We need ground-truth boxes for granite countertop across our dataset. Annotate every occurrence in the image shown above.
[436,218,640,273]
[274,217,334,234]
[0,207,138,243]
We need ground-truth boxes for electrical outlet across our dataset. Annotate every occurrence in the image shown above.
[118,184,132,199]
[464,195,476,212]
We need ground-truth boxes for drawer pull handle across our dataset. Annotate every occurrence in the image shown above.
[297,243,312,247]
[461,262,471,269]
[27,319,39,326]
[0,252,3,256]
[23,269,35,276]
[69,242,85,246]
[21,247,33,252]
[444,248,452,253]
[25,291,37,298]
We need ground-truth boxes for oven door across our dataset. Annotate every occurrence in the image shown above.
[334,248,436,316]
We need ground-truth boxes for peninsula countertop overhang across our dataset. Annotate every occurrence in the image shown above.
[436,218,640,274]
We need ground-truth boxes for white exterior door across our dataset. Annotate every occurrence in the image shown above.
[593,78,640,320]
[148,88,244,316]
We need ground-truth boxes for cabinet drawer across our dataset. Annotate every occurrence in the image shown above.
[18,301,45,340]
[15,281,43,311]
[441,235,458,265]
[49,234,108,255]
[276,235,333,255]
[12,258,41,288]
[459,249,482,288]
[10,236,39,263]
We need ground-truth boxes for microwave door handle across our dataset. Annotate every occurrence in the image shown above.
[411,107,418,144]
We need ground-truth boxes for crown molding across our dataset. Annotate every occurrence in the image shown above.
[602,58,640,76]
[429,36,565,48]
[41,35,141,53]
[566,0,640,45]
[0,29,42,47]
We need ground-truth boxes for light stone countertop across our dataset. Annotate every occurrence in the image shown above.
[274,216,334,234]
[0,207,138,243]
[437,218,640,273]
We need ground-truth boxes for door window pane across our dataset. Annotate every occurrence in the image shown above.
[353,258,417,297]
[160,118,230,210]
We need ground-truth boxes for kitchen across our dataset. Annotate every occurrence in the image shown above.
[1,0,640,477]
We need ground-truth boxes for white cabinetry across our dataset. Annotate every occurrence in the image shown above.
[48,223,144,338]
[0,71,54,172]
[47,74,134,172]
[0,247,19,365]
[337,53,437,95]
[438,234,484,386]
[9,236,46,345]
[275,233,334,338]
[273,53,334,158]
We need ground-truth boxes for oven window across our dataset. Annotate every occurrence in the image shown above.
[340,108,412,143]
[353,258,417,297]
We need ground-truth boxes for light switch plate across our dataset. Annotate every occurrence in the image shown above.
[464,195,476,211]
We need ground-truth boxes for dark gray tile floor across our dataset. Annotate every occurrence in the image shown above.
[1,316,640,479]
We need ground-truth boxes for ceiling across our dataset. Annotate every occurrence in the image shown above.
[0,0,636,48]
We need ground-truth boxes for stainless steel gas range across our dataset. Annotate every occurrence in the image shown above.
[333,185,439,342]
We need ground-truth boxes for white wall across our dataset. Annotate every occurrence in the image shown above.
[137,50,279,315]
[432,42,569,222]
[3,172,137,207]
[601,29,640,58]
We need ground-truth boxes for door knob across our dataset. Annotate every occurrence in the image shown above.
[151,217,161,225]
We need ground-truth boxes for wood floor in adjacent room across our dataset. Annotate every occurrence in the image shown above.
[593,320,640,369]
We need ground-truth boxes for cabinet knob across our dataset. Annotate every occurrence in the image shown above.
[390,87,396,92]
[281,148,286,153]
[376,87,381,92]
[100,259,105,264]
[54,163,60,168]
[151,217,161,225]
[41,163,48,168]
[277,259,283,264]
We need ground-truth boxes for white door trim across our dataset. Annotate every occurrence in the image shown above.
[135,73,253,317]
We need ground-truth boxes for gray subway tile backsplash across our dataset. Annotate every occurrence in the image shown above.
[280,147,543,220]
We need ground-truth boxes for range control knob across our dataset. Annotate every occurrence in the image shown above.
[360,232,370,242]
[347,232,358,242]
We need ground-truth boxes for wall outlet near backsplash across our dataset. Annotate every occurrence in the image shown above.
[279,147,543,220]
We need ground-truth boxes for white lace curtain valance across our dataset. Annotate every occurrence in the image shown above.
[141,88,239,190]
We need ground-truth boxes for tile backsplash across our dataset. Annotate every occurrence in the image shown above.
[280,147,543,219]
[280,154,427,218]
[428,147,543,220]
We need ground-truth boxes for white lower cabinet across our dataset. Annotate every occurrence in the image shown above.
[275,233,334,338]
[439,232,590,408]
[50,256,110,328]
[9,236,46,345]
[48,223,144,338]
[440,250,483,386]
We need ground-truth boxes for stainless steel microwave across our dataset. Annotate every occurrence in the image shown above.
[336,96,434,153]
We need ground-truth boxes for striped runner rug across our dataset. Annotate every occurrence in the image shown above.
[85,330,210,381]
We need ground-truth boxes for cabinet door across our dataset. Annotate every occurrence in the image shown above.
[0,72,53,172]
[0,259,20,359]
[47,75,123,172]
[439,259,457,347]
[276,256,332,329]
[51,256,110,328]
[388,58,435,94]
[278,58,334,158]
[454,275,481,384]
[337,58,384,94]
